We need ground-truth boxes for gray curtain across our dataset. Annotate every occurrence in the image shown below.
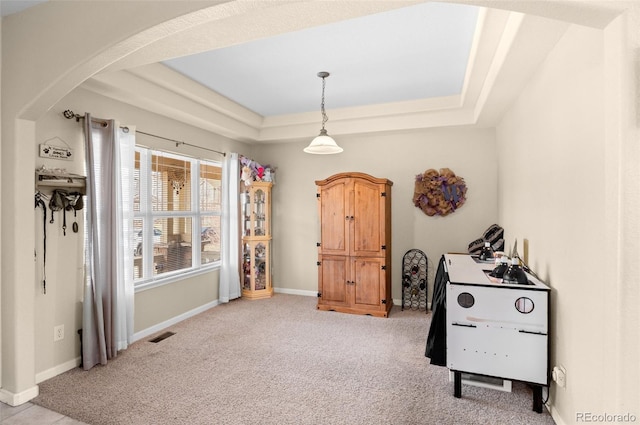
[82,114,134,370]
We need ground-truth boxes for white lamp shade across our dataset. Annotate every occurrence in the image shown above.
[304,130,343,154]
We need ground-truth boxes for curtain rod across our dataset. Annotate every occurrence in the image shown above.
[63,110,226,157]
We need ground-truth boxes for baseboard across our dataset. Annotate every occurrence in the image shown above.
[548,400,567,425]
[274,287,316,297]
[394,299,433,311]
[36,357,81,384]
[32,300,221,386]
[132,299,220,342]
[0,385,39,406]
[274,291,432,311]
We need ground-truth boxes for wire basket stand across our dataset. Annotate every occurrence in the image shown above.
[401,249,429,312]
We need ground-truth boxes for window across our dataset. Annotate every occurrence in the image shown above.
[133,147,222,285]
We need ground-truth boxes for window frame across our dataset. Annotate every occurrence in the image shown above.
[133,146,222,291]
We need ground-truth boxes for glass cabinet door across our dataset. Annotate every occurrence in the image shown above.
[242,190,251,236]
[242,186,270,238]
[242,240,271,294]
[254,242,267,290]
[242,242,252,290]
[254,189,265,236]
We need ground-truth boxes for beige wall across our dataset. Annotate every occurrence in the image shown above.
[255,127,498,300]
[34,85,499,383]
[2,1,222,403]
[134,272,218,334]
[2,1,638,421]
[496,19,639,424]
[32,87,252,380]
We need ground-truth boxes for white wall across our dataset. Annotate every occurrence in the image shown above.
[255,126,498,301]
[496,21,638,424]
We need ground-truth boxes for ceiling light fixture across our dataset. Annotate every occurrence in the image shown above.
[304,71,343,154]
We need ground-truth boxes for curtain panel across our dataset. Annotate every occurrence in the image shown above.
[220,152,241,302]
[82,115,135,370]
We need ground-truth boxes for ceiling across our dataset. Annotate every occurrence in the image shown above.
[162,2,479,117]
[9,1,625,144]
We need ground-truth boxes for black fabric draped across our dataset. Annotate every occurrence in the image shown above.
[425,255,448,366]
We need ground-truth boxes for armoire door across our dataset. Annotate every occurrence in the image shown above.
[317,256,349,308]
[351,257,386,313]
[318,179,349,256]
[351,178,385,257]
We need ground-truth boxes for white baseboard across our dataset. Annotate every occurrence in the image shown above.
[0,385,39,406]
[274,287,317,297]
[547,399,567,425]
[36,358,81,384]
[132,299,220,343]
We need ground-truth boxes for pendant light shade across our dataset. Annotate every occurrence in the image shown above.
[304,72,343,154]
[304,129,343,154]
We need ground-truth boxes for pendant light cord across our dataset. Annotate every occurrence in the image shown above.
[320,73,329,131]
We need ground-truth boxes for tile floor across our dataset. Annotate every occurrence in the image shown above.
[1,402,87,424]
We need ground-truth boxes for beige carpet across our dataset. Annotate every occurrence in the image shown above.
[33,294,555,425]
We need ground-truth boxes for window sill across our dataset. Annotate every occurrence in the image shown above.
[134,262,220,293]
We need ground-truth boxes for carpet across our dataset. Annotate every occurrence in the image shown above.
[33,294,555,424]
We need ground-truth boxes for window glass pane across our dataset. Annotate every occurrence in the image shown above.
[151,155,191,212]
[153,217,192,276]
[133,148,221,286]
[201,215,220,264]
[200,162,222,212]
[133,218,143,280]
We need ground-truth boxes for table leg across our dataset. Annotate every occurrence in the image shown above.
[532,385,543,413]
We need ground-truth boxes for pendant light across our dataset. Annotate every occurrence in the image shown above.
[304,71,343,154]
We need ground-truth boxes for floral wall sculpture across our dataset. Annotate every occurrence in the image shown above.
[413,168,467,216]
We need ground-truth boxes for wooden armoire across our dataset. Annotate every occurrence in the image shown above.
[315,172,393,317]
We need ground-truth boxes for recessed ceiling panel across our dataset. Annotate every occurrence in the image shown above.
[163,2,478,117]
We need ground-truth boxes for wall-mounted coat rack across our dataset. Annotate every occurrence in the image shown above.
[35,170,86,194]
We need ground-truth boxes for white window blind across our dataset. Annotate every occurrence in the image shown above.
[133,147,222,285]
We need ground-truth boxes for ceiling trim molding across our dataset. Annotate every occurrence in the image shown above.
[81,8,569,143]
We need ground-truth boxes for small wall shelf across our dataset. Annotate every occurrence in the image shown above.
[35,170,86,194]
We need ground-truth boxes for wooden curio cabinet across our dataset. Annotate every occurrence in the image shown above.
[241,181,273,299]
[315,172,393,317]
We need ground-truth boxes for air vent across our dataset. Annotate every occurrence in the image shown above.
[149,331,175,343]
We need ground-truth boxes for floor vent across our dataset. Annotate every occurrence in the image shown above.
[148,331,175,343]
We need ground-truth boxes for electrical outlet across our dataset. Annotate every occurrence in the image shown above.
[552,365,566,388]
[54,325,64,342]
